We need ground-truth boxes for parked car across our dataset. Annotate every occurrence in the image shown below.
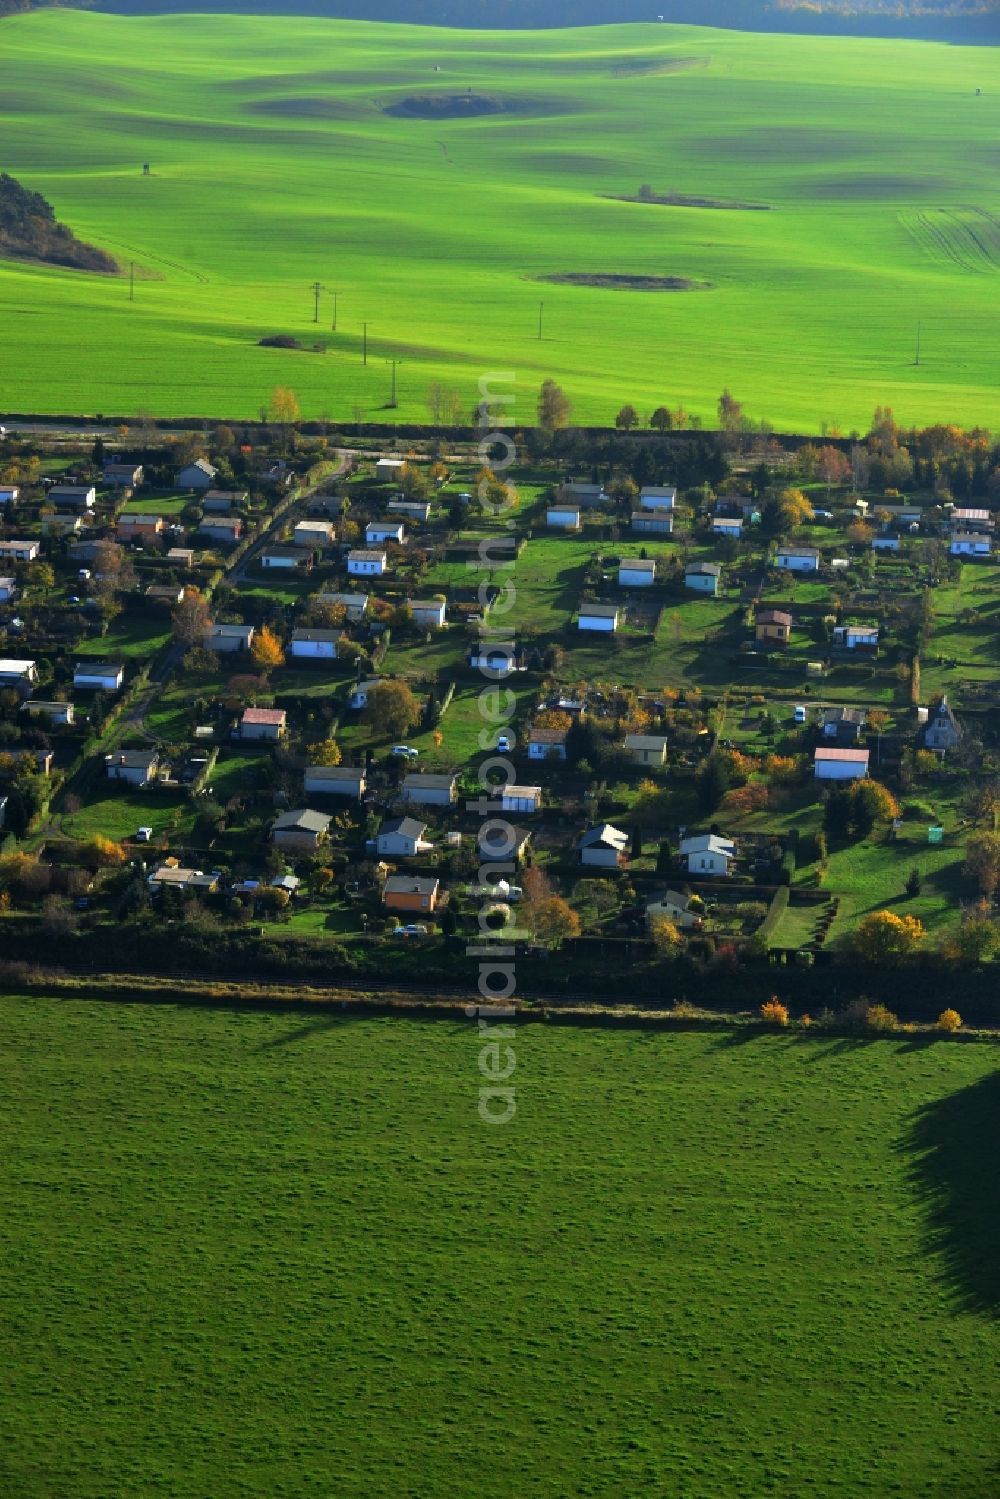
[392,923,429,938]
[813,509,834,521]
[391,745,419,759]
[794,705,807,723]
[497,734,512,754]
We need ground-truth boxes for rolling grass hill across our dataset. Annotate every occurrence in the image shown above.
[2,11,1000,428]
[0,993,998,1496]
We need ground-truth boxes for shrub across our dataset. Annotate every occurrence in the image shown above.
[760,998,789,1026]
[864,1003,899,1033]
[936,1008,962,1032]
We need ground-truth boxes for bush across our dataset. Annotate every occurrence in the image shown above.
[937,1008,962,1032]
[760,998,789,1026]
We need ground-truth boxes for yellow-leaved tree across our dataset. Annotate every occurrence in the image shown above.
[852,910,925,966]
[251,626,285,673]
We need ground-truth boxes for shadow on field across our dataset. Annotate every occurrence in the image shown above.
[903,1070,1000,1315]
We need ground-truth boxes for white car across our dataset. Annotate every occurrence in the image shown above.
[391,745,419,759]
[392,923,429,938]
[497,734,512,754]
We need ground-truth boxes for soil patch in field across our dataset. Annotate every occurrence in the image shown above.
[609,56,708,77]
[539,273,711,292]
[383,93,510,119]
[248,96,354,121]
[604,189,770,211]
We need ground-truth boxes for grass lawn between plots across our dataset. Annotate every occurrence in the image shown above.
[0,997,997,1498]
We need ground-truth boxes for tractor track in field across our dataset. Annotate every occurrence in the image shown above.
[904,207,1000,276]
[100,236,210,285]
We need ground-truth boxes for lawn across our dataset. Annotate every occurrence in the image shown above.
[74,619,171,660]
[0,996,997,1497]
[60,785,194,843]
[4,14,1000,430]
[121,491,190,516]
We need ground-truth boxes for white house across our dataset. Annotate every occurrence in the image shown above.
[832,624,879,651]
[624,733,668,768]
[260,545,312,570]
[319,591,369,621]
[680,833,736,876]
[387,499,431,522]
[872,535,900,552]
[207,623,254,654]
[23,699,74,726]
[105,748,159,786]
[528,727,568,761]
[375,458,406,479]
[578,823,630,869]
[578,603,619,633]
[304,764,366,799]
[175,459,217,490]
[294,520,335,549]
[950,532,991,557]
[685,562,721,595]
[631,510,673,536]
[289,629,342,660]
[199,516,243,545]
[0,659,38,687]
[0,577,17,603]
[501,785,542,815]
[402,772,457,808]
[775,546,820,573]
[0,539,40,564]
[409,599,447,628]
[240,707,287,742]
[712,516,743,539]
[271,808,333,853]
[547,505,581,531]
[377,815,433,859]
[646,889,701,930]
[349,678,381,710]
[347,548,387,577]
[202,489,245,514]
[618,558,657,588]
[639,486,677,510]
[366,521,405,545]
[814,747,869,781]
[468,645,525,677]
[73,662,125,691]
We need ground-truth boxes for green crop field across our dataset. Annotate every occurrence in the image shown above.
[2,12,1000,430]
[0,994,997,1497]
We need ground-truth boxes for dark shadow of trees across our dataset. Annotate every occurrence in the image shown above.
[904,1069,1000,1315]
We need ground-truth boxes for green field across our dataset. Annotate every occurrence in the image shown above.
[0,995,997,1497]
[2,13,1000,429]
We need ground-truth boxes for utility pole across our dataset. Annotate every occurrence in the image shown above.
[129,262,135,303]
[363,322,368,365]
[386,358,402,409]
[311,281,324,323]
[331,291,338,332]
[914,320,922,367]
[537,300,544,340]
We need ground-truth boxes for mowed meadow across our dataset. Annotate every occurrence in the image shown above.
[0,994,998,1497]
[2,12,1000,428]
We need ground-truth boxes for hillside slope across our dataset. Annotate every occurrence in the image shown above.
[86,0,1000,44]
[2,12,1000,428]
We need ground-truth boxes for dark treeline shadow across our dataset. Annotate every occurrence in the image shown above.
[904,1070,1000,1316]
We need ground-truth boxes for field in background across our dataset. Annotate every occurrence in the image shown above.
[0,994,997,1497]
[1,13,1000,428]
